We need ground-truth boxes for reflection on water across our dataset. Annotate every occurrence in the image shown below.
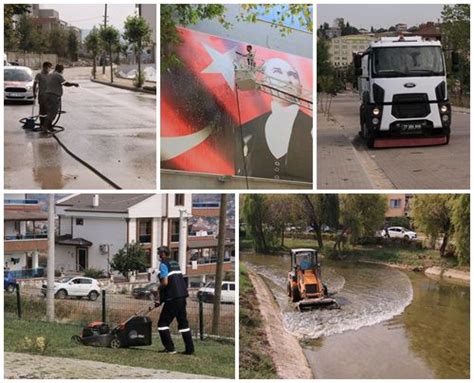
[243,253,470,379]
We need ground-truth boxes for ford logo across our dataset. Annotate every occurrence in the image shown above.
[404,83,416,88]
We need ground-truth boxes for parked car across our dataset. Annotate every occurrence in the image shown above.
[197,281,235,304]
[41,276,101,301]
[384,226,417,240]
[4,271,17,293]
[4,66,34,103]
[132,282,158,300]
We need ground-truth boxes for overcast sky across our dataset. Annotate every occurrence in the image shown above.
[317,4,445,30]
[39,4,136,31]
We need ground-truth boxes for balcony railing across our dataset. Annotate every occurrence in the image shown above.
[5,233,48,241]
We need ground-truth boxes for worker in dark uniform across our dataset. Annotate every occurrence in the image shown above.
[33,61,52,127]
[43,64,79,133]
[155,246,194,355]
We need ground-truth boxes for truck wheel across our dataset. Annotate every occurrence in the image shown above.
[55,289,67,299]
[363,123,375,149]
[292,286,301,303]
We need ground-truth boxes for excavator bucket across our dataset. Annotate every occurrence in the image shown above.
[295,297,339,312]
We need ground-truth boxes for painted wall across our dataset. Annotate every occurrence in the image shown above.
[161,27,313,182]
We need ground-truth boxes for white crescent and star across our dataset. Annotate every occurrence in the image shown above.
[162,42,237,161]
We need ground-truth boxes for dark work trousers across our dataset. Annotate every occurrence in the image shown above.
[43,93,61,132]
[38,94,47,127]
[158,297,194,354]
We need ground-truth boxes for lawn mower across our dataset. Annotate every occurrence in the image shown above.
[287,248,340,311]
[71,303,159,349]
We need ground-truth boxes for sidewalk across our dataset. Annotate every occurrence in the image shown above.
[5,352,214,379]
[92,69,156,94]
[317,113,375,189]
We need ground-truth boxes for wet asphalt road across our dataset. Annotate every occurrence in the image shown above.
[4,67,156,189]
[318,92,470,189]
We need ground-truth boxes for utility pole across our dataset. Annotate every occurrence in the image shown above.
[212,194,227,335]
[102,4,108,75]
[46,194,55,322]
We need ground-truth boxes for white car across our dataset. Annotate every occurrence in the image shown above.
[197,281,235,304]
[4,66,34,102]
[41,276,101,301]
[384,226,417,240]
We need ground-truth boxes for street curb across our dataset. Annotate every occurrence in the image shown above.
[90,78,156,95]
[452,106,470,114]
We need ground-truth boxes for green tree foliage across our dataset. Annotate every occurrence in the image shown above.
[161,4,312,71]
[47,27,68,58]
[110,241,148,279]
[335,194,386,250]
[411,195,452,257]
[242,194,270,253]
[450,195,470,265]
[99,25,120,83]
[85,27,101,79]
[442,4,470,56]
[123,15,152,87]
[67,29,79,61]
[265,195,297,247]
[17,14,43,54]
[4,4,30,51]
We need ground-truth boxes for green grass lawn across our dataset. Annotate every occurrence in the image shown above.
[239,263,278,379]
[4,317,234,378]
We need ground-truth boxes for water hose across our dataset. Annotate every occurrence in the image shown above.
[19,102,122,189]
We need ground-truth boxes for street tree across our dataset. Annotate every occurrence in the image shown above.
[335,194,386,251]
[450,194,470,265]
[85,27,100,79]
[4,4,30,51]
[242,194,270,253]
[161,4,312,71]
[266,195,297,247]
[67,29,79,61]
[99,25,120,83]
[411,195,452,257]
[17,14,44,56]
[110,241,148,281]
[123,15,152,88]
[47,27,68,58]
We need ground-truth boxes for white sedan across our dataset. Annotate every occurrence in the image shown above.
[42,276,102,301]
[384,226,417,240]
[197,281,235,304]
[4,66,34,102]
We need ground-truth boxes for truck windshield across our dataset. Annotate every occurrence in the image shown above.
[372,46,445,78]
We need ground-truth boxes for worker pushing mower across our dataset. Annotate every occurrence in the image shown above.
[287,248,339,311]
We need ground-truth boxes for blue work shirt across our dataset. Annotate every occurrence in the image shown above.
[159,262,169,279]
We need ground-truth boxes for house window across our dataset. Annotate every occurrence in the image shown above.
[76,218,84,226]
[390,199,402,208]
[175,194,184,206]
[138,219,152,243]
[170,219,180,242]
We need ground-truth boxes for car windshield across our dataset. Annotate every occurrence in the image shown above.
[372,46,445,77]
[58,276,74,283]
[145,283,157,289]
[295,252,314,269]
[205,282,215,288]
[4,68,33,82]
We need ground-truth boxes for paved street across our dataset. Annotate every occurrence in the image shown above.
[317,92,470,189]
[4,67,156,189]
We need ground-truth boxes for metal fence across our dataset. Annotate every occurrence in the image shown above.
[4,284,235,339]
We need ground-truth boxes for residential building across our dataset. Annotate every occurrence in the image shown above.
[30,5,68,33]
[329,34,377,67]
[385,194,414,218]
[4,194,48,274]
[395,23,408,33]
[417,22,441,41]
[55,194,235,284]
[324,27,341,39]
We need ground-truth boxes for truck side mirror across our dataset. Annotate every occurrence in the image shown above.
[451,51,460,73]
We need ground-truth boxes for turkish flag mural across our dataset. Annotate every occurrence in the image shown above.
[161,27,313,182]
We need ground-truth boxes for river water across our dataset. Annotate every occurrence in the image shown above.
[243,253,470,379]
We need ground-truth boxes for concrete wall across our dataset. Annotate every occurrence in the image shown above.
[167,194,193,218]
[128,194,163,218]
[187,4,312,58]
[6,52,58,69]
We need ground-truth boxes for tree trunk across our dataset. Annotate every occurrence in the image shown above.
[439,233,449,257]
[110,50,113,83]
[333,227,347,252]
[46,194,55,321]
[92,55,97,79]
[281,228,285,247]
[212,194,227,335]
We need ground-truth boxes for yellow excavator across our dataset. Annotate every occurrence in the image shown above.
[287,248,339,311]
